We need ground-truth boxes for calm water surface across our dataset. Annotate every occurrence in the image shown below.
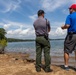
[5,40,75,58]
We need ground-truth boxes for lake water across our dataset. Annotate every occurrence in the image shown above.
[5,40,75,58]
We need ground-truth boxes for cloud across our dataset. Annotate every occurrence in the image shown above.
[49,27,67,39]
[55,27,66,35]
[4,20,67,39]
[20,28,31,35]
[3,24,11,30]
[9,28,33,35]
[49,21,67,38]
[51,21,64,32]
[0,20,35,39]
[7,29,22,35]
[41,0,76,12]
[7,25,67,39]
[29,14,37,21]
[2,20,67,39]
[2,20,32,29]
[41,0,66,12]
[0,0,21,13]
[6,28,35,39]
[50,27,66,36]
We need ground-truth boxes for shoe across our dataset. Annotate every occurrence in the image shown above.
[45,68,53,72]
[36,68,41,72]
[63,66,69,71]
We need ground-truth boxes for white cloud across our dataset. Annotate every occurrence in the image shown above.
[50,27,66,36]
[7,28,34,35]
[0,0,21,13]
[6,28,35,39]
[0,20,35,39]
[3,24,11,30]
[20,28,31,35]
[6,26,67,39]
[55,27,66,35]
[3,20,67,39]
[6,24,67,39]
[41,0,66,12]
[29,14,37,21]
[49,21,67,38]
[41,0,76,12]
[3,20,32,29]
[49,27,67,39]
[0,20,34,39]
[0,19,67,39]
[7,30,13,35]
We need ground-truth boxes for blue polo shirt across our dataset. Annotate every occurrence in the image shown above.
[65,12,76,33]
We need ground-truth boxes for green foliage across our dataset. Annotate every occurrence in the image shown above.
[0,28,6,34]
[0,39,7,47]
[0,28,7,40]
[0,28,7,48]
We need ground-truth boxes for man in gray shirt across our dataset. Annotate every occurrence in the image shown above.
[33,10,52,72]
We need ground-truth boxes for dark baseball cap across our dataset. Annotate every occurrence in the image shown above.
[37,10,45,16]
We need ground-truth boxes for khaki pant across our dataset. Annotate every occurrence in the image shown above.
[35,36,51,70]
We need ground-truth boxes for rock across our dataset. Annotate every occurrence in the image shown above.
[15,58,19,60]
[26,58,35,63]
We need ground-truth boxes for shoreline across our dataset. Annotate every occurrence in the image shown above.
[0,52,76,75]
[4,52,76,66]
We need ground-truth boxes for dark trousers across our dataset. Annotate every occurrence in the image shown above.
[36,36,51,69]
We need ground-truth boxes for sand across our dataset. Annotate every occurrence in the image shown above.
[0,53,76,75]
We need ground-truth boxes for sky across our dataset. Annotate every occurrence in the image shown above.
[0,0,76,39]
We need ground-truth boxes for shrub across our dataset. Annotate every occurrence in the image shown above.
[0,28,7,54]
[0,39,7,47]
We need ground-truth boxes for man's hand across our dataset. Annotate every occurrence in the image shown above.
[61,24,70,30]
[61,25,65,29]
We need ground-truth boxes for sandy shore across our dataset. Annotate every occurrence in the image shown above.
[0,52,76,75]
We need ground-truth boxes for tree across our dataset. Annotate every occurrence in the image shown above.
[0,28,7,54]
[0,28,7,40]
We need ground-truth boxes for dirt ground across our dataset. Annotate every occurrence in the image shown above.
[0,53,76,75]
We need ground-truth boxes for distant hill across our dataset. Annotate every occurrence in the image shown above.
[7,38,64,42]
[7,38,35,42]
[50,39,64,40]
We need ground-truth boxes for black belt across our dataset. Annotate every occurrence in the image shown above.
[36,35,45,37]
[68,32,76,34]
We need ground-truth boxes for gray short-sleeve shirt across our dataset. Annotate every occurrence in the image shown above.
[33,16,50,36]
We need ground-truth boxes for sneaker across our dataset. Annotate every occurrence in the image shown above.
[63,66,69,71]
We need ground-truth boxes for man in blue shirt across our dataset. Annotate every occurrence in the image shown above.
[61,4,76,71]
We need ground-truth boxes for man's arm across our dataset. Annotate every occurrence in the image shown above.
[61,15,71,30]
[48,26,51,32]
[61,24,70,30]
